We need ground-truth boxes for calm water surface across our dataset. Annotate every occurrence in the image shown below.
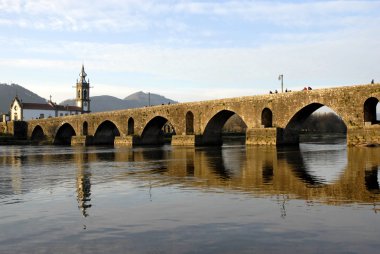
[1,138,380,253]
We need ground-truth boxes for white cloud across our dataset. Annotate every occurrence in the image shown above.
[0,1,379,103]
[1,23,379,103]
[0,0,379,32]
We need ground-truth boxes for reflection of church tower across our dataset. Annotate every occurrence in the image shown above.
[76,152,92,217]
[76,65,91,113]
[77,171,92,217]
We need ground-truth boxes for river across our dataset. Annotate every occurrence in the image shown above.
[0,137,380,253]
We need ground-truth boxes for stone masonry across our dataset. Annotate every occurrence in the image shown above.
[2,83,378,147]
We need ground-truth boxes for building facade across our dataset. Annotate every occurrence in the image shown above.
[10,97,82,121]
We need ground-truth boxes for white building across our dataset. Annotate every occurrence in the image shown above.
[10,97,82,121]
[9,65,91,121]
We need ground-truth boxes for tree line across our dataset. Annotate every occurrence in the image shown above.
[301,112,347,133]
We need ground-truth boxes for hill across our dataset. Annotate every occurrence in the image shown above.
[60,91,177,112]
[0,83,46,114]
[0,83,177,114]
[124,91,175,106]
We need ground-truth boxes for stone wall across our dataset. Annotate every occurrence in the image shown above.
[246,128,278,145]
[172,135,202,146]
[347,126,380,146]
[0,121,27,138]
[0,122,6,134]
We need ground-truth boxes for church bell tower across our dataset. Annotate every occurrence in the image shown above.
[76,65,91,113]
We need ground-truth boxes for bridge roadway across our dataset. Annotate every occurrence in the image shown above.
[20,83,380,146]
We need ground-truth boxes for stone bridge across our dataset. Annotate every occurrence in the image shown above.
[22,83,380,146]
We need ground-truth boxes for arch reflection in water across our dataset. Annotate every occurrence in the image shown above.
[2,144,380,214]
[365,166,380,194]
[105,145,380,205]
[64,145,380,206]
[285,143,347,185]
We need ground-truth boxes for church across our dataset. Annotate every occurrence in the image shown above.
[9,65,91,121]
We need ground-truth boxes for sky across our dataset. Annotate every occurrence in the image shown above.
[0,0,379,103]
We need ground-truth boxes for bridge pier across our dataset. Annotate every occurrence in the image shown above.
[71,135,93,146]
[69,126,380,147]
[245,128,300,146]
[114,136,135,147]
[347,126,380,146]
[172,130,299,146]
[172,135,203,146]
[246,128,278,145]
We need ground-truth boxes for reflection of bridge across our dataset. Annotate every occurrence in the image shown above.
[12,84,380,146]
[2,146,380,207]
[129,146,380,205]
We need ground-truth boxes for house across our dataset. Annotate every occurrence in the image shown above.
[10,97,82,121]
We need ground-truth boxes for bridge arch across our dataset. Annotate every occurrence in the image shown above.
[202,110,247,146]
[284,103,347,144]
[141,116,176,145]
[54,123,76,145]
[31,125,45,142]
[261,108,273,128]
[286,103,325,130]
[364,97,379,124]
[93,120,121,145]
[83,121,88,135]
[128,117,134,135]
[186,111,194,135]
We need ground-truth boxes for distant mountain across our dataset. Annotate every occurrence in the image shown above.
[61,95,131,112]
[124,91,175,106]
[60,91,177,112]
[0,83,46,114]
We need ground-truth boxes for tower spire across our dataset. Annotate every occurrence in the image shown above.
[79,64,87,83]
[76,65,91,113]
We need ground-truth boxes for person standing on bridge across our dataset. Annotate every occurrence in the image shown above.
[371,79,375,84]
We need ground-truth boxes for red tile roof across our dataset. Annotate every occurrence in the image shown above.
[22,103,55,110]
[22,102,81,112]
